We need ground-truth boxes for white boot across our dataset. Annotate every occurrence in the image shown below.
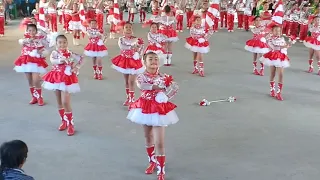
[109,33,113,39]
[73,38,76,45]
[167,54,172,66]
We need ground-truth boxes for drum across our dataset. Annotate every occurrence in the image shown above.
[165,82,179,99]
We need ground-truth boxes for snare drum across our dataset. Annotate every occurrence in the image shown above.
[165,82,179,99]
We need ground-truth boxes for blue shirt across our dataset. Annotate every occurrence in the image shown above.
[2,168,34,180]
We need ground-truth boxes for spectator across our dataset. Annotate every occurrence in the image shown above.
[0,140,34,180]
[26,0,36,16]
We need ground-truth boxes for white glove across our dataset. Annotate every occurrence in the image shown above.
[198,38,205,43]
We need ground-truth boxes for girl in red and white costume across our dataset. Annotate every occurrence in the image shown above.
[127,51,179,180]
[32,3,40,22]
[220,0,228,29]
[14,24,49,106]
[48,0,57,32]
[185,0,193,29]
[158,5,178,66]
[185,13,211,77]
[243,1,253,31]
[107,0,116,39]
[64,2,72,33]
[95,0,104,31]
[175,6,184,32]
[282,4,292,36]
[69,3,82,45]
[57,0,65,25]
[0,6,4,37]
[259,2,272,24]
[260,25,291,101]
[298,5,309,42]
[127,0,136,23]
[111,23,145,106]
[146,23,166,66]
[138,0,148,23]
[244,16,269,76]
[42,35,83,136]
[289,3,300,38]
[303,16,320,74]
[227,1,236,32]
[236,0,245,29]
[84,19,108,80]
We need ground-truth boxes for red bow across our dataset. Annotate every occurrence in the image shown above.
[163,74,173,87]
[24,34,31,38]
[59,49,70,58]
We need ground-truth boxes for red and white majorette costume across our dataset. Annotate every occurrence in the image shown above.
[64,8,72,33]
[146,31,166,65]
[111,36,145,74]
[298,9,308,42]
[84,28,108,80]
[236,0,245,29]
[220,0,228,29]
[0,11,4,36]
[107,5,117,39]
[282,7,291,36]
[260,35,290,68]
[175,9,184,32]
[260,9,272,25]
[57,0,65,24]
[243,1,253,31]
[84,28,108,57]
[185,25,210,54]
[127,0,136,23]
[69,10,82,32]
[138,0,147,23]
[186,0,193,29]
[244,25,269,54]
[42,49,83,136]
[14,36,49,74]
[304,24,320,73]
[42,49,83,93]
[227,3,236,32]
[48,3,57,32]
[127,71,179,180]
[289,7,300,38]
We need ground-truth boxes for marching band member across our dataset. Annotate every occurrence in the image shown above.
[185,0,193,29]
[220,0,228,29]
[48,0,58,32]
[244,0,253,31]
[185,11,212,77]
[236,0,245,29]
[95,0,104,31]
[260,25,291,101]
[107,0,116,39]
[158,5,178,66]
[298,4,309,42]
[304,16,320,74]
[127,51,179,180]
[84,19,108,80]
[244,16,269,76]
[64,1,72,33]
[69,3,82,45]
[0,5,4,36]
[289,3,300,38]
[42,35,84,136]
[259,2,271,24]
[14,24,49,106]
[175,6,184,32]
[111,23,145,106]
[57,0,65,25]
[227,1,236,32]
[139,0,148,23]
[127,0,136,23]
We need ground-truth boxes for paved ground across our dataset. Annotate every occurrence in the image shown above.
[1,14,320,180]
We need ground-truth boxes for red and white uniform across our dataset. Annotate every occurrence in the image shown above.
[84,28,108,57]
[69,11,82,30]
[227,5,236,31]
[158,15,178,42]
[42,49,83,93]
[282,9,291,36]
[298,10,308,41]
[127,1,136,23]
[138,0,147,22]
[14,37,48,73]
[175,9,184,31]
[111,36,145,74]
[96,8,104,31]
[145,32,166,55]
[127,72,179,126]
[260,36,290,68]
[64,9,72,31]
[220,1,228,28]
[185,0,193,29]
[303,25,320,50]
[0,11,4,35]
[185,25,210,53]
[236,1,245,29]
[244,25,269,54]
[48,5,57,32]
[289,8,300,38]
[57,0,64,24]
[260,10,272,24]
[244,2,253,31]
